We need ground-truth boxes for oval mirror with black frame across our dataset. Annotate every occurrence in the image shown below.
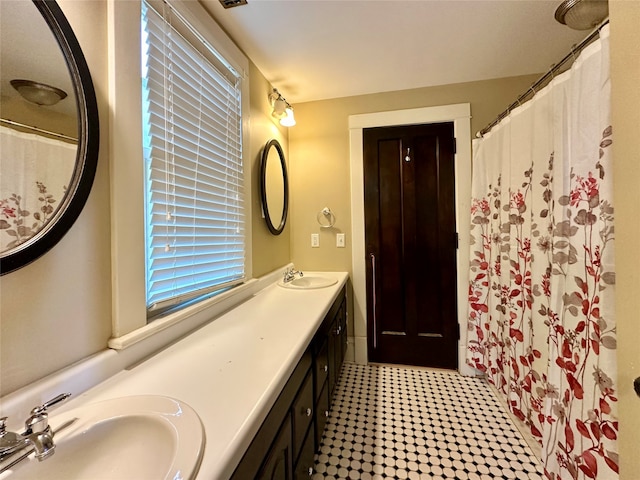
[260,139,289,235]
[0,0,99,275]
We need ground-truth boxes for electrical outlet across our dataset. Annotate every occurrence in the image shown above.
[311,233,320,248]
[336,233,345,248]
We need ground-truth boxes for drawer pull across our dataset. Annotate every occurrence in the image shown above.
[308,466,314,476]
[324,410,329,418]
[323,365,328,373]
[305,407,312,417]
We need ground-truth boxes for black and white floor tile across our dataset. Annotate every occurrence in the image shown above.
[313,363,544,479]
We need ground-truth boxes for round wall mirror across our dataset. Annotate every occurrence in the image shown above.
[260,139,289,235]
[0,0,99,274]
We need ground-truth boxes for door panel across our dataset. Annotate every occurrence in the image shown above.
[378,139,406,334]
[364,122,458,369]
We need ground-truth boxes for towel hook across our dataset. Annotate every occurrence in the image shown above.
[317,207,336,228]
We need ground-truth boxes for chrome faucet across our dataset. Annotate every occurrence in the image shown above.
[0,393,71,464]
[283,267,303,283]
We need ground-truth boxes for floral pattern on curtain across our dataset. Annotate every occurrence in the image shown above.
[0,126,76,252]
[466,26,618,480]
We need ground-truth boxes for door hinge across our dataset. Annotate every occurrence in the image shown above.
[455,232,459,249]
[453,137,457,154]
[457,325,461,340]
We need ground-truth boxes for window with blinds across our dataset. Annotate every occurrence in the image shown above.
[141,0,246,316]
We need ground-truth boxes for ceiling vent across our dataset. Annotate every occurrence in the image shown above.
[219,0,247,8]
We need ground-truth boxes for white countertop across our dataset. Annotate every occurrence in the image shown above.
[33,272,348,480]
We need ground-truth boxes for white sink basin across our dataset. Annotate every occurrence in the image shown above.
[278,275,337,289]
[2,395,204,480]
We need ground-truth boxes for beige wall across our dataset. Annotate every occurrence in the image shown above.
[289,12,640,475]
[288,74,539,272]
[1,4,637,474]
[0,0,112,396]
[249,62,291,277]
[0,2,289,396]
[610,0,640,477]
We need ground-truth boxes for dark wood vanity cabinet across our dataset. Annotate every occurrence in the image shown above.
[311,286,347,452]
[231,286,347,480]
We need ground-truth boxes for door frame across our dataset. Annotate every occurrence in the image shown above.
[348,103,475,376]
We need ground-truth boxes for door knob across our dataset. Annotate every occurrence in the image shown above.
[634,377,640,398]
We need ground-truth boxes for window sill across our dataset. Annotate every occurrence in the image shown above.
[108,265,289,350]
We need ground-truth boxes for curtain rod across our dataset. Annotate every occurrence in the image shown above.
[477,19,609,138]
[0,118,78,143]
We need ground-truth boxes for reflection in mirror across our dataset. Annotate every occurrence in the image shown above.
[260,139,288,235]
[1,1,78,254]
[0,0,99,274]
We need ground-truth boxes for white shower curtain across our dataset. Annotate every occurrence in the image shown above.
[0,126,77,252]
[466,26,618,479]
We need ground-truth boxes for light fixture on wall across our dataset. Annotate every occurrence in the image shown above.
[10,79,68,106]
[268,88,296,127]
[554,0,608,30]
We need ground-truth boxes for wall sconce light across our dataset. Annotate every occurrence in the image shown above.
[10,79,68,106]
[268,88,296,127]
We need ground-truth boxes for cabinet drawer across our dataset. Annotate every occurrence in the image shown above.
[294,426,316,480]
[292,370,314,462]
[315,381,330,449]
[314,338,329,401]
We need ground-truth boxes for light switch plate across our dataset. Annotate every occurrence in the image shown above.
[311,233,320,248]
[336,233,345,248]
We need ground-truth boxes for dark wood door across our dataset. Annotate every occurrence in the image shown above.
[364,122,458,369]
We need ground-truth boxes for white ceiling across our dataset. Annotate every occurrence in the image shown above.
[200,0,589,104]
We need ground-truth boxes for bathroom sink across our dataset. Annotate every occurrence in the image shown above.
[278,275,338,289]
[2,395,204,480]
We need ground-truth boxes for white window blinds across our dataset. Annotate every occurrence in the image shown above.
[141,0,245,315]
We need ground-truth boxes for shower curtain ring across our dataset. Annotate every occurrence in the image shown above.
[570,44,578,62]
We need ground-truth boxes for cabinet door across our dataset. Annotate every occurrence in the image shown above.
[327,318,337,396]
[338,302,347,368]
[335,303,344,374]
[292,371,314,462]
[294,427,316,480]
[315,381,330,448]
[314,337,329,401]
[328,314,346,395]
[257,415,293,480]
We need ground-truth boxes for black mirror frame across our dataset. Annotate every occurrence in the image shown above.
[259,139,289,236]
[0,0,99,275]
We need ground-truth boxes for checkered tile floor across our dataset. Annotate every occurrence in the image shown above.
[313,363,543,479]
